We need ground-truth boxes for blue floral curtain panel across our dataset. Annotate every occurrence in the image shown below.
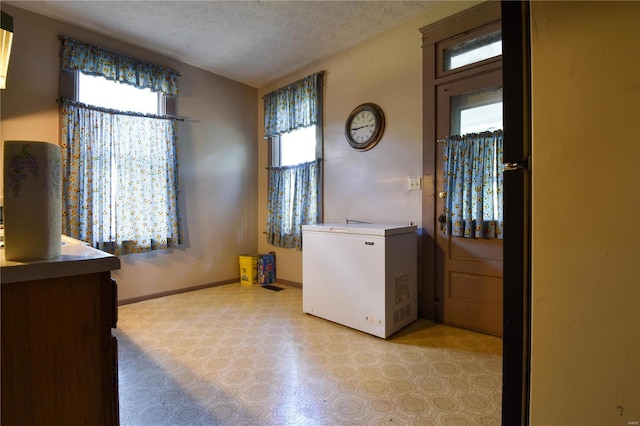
[267,161,319,249]
[264,72,322,138]
[59,36,179,97]
[443,130,504,239]
[60,100,182,255]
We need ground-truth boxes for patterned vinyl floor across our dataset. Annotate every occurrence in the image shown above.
[115,283,502,425]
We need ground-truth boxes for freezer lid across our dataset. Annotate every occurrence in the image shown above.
[302,223,417,236]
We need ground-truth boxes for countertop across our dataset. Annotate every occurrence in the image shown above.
[1,234,121,284]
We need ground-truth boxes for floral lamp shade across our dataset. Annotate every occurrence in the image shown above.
[3,141,62,260]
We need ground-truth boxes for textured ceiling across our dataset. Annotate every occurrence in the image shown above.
[6,1,441,88]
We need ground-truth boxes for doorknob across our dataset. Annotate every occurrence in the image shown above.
[438,191,447,199]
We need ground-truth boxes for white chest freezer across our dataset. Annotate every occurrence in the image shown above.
[302,223,417,338]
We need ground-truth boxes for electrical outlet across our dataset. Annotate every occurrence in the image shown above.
[409,177,421,191]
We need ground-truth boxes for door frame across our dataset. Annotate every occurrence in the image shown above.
[420,0,501,319]
[420,1,532,424]
[501,1,531,424]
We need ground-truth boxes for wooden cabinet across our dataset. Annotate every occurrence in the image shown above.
[1,271,119,425]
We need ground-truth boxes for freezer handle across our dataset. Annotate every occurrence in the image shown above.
[328,227,350,233]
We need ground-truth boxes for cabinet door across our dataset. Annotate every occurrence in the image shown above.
[1,272,118,426]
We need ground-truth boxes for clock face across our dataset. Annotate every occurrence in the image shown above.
[349,110,376,143]
[345,103,385,151]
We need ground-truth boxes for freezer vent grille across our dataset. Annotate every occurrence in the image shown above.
[393,304,413,324]
[393,305,411,324]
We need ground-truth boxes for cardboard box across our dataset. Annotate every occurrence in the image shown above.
[258,252,276,285]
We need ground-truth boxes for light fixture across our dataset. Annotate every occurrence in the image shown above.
[1,11,14,90]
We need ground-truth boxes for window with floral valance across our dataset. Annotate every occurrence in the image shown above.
[59,36,179,97]
[264,72,323,249]
[59,37,182,255]
[264,72,322,138]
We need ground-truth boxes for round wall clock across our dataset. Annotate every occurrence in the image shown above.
[345,103,385,152]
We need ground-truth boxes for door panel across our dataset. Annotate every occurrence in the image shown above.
[450,236,503,262]
[436,69,503,336]
[447,272,503,335]
[450,272,503,304]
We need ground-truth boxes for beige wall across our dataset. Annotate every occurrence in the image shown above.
[256,1,479,284]
[0,4,259,301]
[530,2,640,424]
[5,2,639,421]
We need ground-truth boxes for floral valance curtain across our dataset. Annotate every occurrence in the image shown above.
[59,36,179,97]
[443,130,504,239]
[267,161,319,249]
[60,99,182,255]
[264,72,322,138]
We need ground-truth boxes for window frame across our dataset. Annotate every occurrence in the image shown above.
[269,124,322,168]
[60,69,175,115]
[450,86,503,136]
[59,69,181,253]
[268,122,323,226]
[265,79,324,235]
[436,20,502,79]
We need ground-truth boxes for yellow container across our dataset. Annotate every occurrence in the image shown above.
[239,254,258,285]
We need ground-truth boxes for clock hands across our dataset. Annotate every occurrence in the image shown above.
[351,124,372,131]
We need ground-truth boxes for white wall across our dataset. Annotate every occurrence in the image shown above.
[257,1,479,284]
[530,2,640,424]
[0,4,259,301]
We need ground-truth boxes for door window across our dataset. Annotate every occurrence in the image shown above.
[437,21,502,78]
[451,87,503,135]
[443,30,502,72]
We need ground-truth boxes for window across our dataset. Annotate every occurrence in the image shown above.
[451,86,503,135]
[272,125,318,167]
[59,37,181,255]
[432,17,504,240]
[78,72,161,114]
[443,30,502,71]
[76,72,169,244]
[264,72,323,249]
[437,21,502,77]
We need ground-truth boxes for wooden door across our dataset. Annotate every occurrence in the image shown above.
[435,69,504,336]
